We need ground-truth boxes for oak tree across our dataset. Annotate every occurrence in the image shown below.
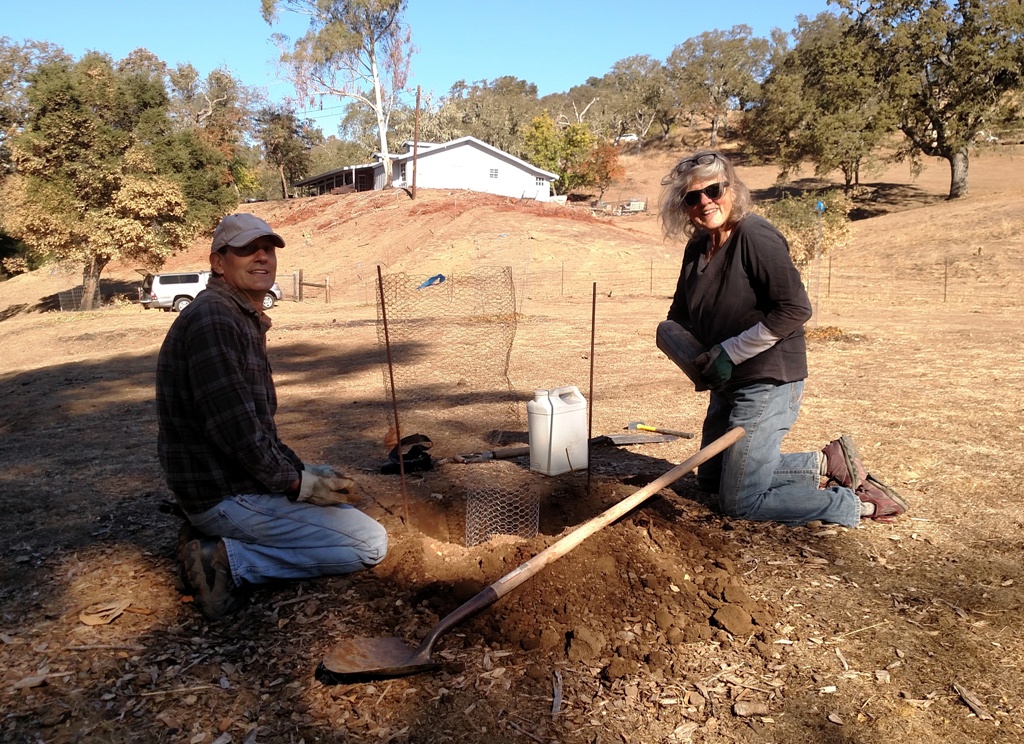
[837,0,1024,199]
[0,52,192,309]
[746,12,896,192]
[441,76,542,158]
[667,25,773,147]
[606,55,668,144]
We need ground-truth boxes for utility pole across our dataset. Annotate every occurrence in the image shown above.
[412,86,420,200]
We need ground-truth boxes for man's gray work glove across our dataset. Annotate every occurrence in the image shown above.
[296,469,361,506]
[695,344,734,389]
[304,463,340,478]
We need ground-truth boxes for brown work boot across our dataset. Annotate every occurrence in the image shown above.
[821,434,867,490]
[183,538,243,621]
[176,521,202,593]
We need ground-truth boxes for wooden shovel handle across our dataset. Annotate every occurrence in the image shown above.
[417,427,744,651]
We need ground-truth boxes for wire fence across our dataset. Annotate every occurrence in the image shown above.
[287,254,1024,312]
[58,285,101,312]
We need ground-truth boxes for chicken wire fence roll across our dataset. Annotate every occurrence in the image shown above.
[465,460,543,546]
[376,267,520,459]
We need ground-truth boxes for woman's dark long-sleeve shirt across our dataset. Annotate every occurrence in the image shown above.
[667,214,812,389]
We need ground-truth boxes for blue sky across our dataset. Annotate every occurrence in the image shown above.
[5,0,834,133]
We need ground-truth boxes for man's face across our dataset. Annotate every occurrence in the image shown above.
[210,236,278,308]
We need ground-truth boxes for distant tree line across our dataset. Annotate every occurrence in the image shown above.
[1,0,1022,302]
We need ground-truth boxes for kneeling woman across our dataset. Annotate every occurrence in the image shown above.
[656,150,907,526]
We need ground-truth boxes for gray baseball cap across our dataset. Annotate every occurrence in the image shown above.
[211,214,285,252]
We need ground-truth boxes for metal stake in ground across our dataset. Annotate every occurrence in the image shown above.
[317,427,745,683]
[588,281,596,498]
[377,265,409,527]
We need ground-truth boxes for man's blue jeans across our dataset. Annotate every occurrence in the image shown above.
[188,494,388,586]
[699,381,860,527]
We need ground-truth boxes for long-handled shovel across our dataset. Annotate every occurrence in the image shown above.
[318,427,744,683]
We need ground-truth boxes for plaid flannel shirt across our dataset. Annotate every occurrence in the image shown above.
[156,276,302,514]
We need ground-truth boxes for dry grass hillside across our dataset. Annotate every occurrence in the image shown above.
[1,144,1023,744]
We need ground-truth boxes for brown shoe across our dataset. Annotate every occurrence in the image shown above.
[821,434,867,490]
[184,538,243,621]
[856,477,908,523]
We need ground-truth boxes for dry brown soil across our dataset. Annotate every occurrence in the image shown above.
[1,143,1023,744]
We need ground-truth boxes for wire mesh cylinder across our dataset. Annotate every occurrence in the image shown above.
[375,267,520,459]
[465,460,542,547]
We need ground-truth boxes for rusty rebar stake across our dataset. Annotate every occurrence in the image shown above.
[377,265,410,527]
[587,282,596,497]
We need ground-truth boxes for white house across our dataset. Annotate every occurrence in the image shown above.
[387,137,556,201]
[292,136,558,201]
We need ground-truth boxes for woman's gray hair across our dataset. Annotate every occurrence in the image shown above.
[659,150,752,241]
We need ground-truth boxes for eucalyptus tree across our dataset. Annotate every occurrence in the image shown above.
[666,25,773,146]
[262,0,412,184]
[388,91,464,146]
[836,0,1024,198]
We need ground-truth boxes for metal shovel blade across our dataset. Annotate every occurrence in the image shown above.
[319,637,437,682]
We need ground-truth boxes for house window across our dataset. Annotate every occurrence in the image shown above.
[535,177,544,187]
[489,168,499,179]
[400,164,407,181]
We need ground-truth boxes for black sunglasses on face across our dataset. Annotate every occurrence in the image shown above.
[682,182,729,207]
[219,242,276,257]
[673,153,719,174]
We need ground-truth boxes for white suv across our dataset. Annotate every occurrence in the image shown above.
[139,271,283,311]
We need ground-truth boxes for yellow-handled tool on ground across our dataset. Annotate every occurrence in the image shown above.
[627,421,695,439]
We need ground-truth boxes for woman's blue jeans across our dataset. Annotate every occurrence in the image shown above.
[188,494,388,586]
[699,381,860,527]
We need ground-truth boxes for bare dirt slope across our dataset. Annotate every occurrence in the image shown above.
[1,146,1023,744]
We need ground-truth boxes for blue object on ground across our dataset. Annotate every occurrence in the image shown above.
[417,274,446,290]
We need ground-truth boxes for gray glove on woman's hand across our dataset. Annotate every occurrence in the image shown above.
[297,470,361,506]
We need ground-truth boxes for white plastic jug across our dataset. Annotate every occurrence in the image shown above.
[527,386,588,475]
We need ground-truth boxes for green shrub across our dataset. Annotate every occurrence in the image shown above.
[757,190,853,268]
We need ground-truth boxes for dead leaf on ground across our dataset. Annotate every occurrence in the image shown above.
[79,598,132,626]
[952,679,994,720]
[10,674,48,690]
